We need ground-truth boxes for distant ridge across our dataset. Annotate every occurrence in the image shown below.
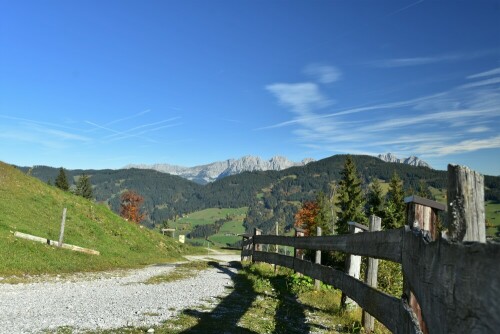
[125,155,315,184]
[377,153,431,168]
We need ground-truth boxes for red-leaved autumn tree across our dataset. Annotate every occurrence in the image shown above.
[120,190,146,224]
[294,200,320,236]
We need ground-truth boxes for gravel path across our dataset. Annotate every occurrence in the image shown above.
[0,254,241,333]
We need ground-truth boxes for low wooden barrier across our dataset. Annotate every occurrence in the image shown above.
[241,165,500,333]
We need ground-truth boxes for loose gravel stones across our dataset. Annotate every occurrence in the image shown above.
[0,254,240,333]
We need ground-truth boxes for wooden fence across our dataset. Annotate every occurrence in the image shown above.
[241,165,500,333]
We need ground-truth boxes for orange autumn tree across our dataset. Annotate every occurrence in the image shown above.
[294,200,320,236]
[120,190,146,224]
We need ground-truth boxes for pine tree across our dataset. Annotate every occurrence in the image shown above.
[75,173,93,199]
[383,172,406,229]
[336,156,366,234]
[55,167,69,191]
[314,191,333,235]
[367,178,385,219]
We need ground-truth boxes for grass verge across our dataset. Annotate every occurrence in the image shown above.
[145,261,210,284]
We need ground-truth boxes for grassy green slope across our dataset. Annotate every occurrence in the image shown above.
[0,162,195,276]
[168,207,247,247]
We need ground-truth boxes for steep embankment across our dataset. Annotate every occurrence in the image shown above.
[0,162,194,277]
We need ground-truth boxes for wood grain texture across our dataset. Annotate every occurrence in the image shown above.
[402,230,500,333]
[255,228,403,263]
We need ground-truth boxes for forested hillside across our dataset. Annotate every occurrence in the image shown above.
[19,155,500,233]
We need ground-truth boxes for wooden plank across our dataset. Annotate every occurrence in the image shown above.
[14,231,100,255]
[255,228,403,262]
[402,230,500,333]
[404,195,446,211]
[58,208,67,247]
[253,251,417,333]
[342,224,363,309]
[363,215,382,332]
[447,164,486,242]
[241,249,253,257]
[314,226,322,290]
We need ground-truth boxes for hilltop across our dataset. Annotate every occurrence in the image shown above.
[18,155,500,238]
[0,162,195,277]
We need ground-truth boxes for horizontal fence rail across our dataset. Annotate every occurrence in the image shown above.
[241,165,500,333]
[254,228,403,263]
[253,251,420,333]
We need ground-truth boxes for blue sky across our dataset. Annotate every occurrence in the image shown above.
[1,0,499,175]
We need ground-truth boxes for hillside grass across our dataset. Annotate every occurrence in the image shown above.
[0,162,198,277]
[167,207,247,247]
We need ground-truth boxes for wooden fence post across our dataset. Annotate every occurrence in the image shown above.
[362,215,381,332]
[341,222,364,309]
[404,195,446,334]
[294,228,305,275]
[58,208,67,247]
[314,226,322,290]
[447,164,486,243]
[252,228,262,263]
[274,221,279,273]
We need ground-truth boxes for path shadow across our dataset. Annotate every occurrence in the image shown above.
[179,261,258,334]
[269,274,310,334]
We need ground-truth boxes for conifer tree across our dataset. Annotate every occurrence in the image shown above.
[55,167,69,191]
[336,156,366,234]
[314,191,333,235]
[383,172,406,229]
[75,173,93,199]
[367,178,385,219]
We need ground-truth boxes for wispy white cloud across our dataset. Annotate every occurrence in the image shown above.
[266,82,332,114]
[105,109,151,126]
[303,64,341,84]
[371,50,499,68]
[467,67,500,79]
[261,66,500,159]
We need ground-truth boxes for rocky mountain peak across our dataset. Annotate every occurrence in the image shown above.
[377,153,431,168]
[125,155,315,184]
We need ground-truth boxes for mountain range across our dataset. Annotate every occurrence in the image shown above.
[16,154,500,238]
[125,155,315,184]
[125,154,430,184]
[377,153,431,168]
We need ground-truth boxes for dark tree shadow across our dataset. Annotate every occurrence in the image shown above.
[179,261,258,334]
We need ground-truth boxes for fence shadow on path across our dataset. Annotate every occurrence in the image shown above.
[268,275,310,334]
[179,261,258,334]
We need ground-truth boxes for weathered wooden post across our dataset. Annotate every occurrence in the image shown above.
[294,227,305,275]
[58,208,67,247]
[274,221,279,273]
[314,226,322,290]
[404,195,446,334]
[252,228,262,263]
[447,164,486,242]
[362,215,381,332]
[240,233,253,262]
[341,221,366,309]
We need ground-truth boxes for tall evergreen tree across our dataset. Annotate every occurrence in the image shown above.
[367,178,385,219]
[383,172,406,229]
[55,167,69,191]
[75,173,93,199]
[314,191,333,235]
[336,156,366,234]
